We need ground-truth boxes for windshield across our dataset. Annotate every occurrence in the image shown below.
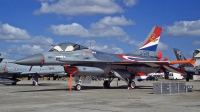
[48,42,88,52]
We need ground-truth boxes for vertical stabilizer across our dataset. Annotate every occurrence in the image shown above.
[139,26,162,51]
[173,48,192,67]
[0,53,4,63]
[173,48,187,60]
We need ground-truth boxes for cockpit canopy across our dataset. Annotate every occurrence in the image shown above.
[48,42,88,52]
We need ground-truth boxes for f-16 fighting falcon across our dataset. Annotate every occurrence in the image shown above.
[0,53,66,85]
[173,48,198,81]
[15,26,192,90]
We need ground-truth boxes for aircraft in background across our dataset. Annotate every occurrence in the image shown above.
[0,53,66,85]
[192,49,200,74]
[15,26,190,90]
[0,77,20,84]
[173,48,199,81]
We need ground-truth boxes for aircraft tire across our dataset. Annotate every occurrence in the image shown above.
[53,76,57,80]
[12,82,17,85]
[76,84,81,91]
[103,80,110,89]
[131,81,136,88]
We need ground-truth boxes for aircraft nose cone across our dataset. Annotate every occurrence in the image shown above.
[15,54,45,66]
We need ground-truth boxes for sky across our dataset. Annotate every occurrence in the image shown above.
[0,0,200,60]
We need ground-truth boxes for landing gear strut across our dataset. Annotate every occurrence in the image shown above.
[127,78,136,89]
[11,75,17,85]
[33,74,39,86]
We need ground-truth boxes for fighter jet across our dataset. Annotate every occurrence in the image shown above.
[15,26,190,90]
[192,49,200,74]
[173,48,199,81]
[0,77,20,84]
[0,53,66,85]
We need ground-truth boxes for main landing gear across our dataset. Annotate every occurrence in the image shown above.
[127,78,136,89]
[102,78,136,90]
[103,80,110,89]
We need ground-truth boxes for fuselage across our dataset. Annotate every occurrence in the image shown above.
[15,48,161,76]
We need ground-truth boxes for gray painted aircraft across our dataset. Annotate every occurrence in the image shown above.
[0,53,66,85]
[15,26,188,90]
[192,49,200,74]
[173,48,199,81]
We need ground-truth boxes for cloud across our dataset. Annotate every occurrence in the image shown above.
[50,23,89,37]
[0,22,31,41]
[83,40,123,54]
[50,16,133,37]
[0,51,11,59]
[193,41,200,46]
[128,40,141,48]
[165,19,200,37]
[29,36,54,45]
[157,42,169,51]
[50,23,127,37]
[91,15,134,29]
[34,0,123,15]
[123,0,138,7]
[7,45,46,56]
[0,22,53,45]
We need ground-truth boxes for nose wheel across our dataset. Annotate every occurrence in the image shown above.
[75,84,81,91]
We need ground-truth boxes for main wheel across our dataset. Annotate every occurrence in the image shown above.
[103,80,110,89]
[12,82,17,85]
[32,81,35,85]
[130,81,136,88]
[76,84,81,91]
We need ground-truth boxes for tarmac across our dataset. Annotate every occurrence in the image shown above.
[0,79,200,112]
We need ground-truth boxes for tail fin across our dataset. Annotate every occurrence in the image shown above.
[173,48,187,60]
[139,26,162,51]
[173,48,193,67]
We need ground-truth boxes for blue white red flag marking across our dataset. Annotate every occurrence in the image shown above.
[136,72,147,81]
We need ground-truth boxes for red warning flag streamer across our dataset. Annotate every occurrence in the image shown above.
[63,65,78,91]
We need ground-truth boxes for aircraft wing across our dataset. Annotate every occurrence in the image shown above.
[58,59,193,65]
[58,59,192,75]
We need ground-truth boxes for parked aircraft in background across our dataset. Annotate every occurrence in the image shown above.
[15,26,190,90]
[173,48,199,81]
[192,49,200,74]
[0,77,20,84]
[0,53,66,85]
